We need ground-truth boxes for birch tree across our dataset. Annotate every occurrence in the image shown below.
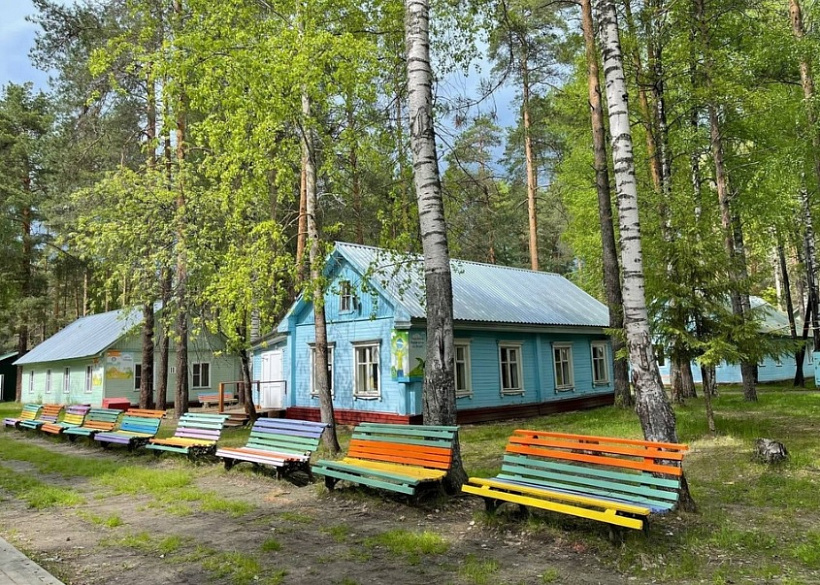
[405,0,466,490]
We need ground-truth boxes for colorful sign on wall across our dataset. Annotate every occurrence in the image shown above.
[105,350,134,380]
[391,329,425,382]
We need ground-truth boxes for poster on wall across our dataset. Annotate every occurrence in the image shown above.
[391,329,425,382]
[105,350,134,381]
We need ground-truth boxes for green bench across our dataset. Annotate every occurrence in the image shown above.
[215,418,327,479]
[62,408,122,441]
[41,405,92,435]
[94,409,165,450]
[462,429,689,534]
[146,412,230,458]
[3,404,42,429]
[313,423,460,497]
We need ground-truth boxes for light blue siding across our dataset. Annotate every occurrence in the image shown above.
[658,351,813,384]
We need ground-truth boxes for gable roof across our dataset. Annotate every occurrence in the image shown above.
[751,296,796,336]
[14,307,144,365]
[332,242,609,328]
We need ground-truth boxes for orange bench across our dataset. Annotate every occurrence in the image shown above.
[313,423,459,496]
[18,404,64,431]
[462,430,688,533]
[41,404,92,435]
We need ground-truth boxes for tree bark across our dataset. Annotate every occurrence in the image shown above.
[405,0,466,492]
[580,0,631,407]
[521,51,539,272]
[140,303,155,409]
[302,85,341,455]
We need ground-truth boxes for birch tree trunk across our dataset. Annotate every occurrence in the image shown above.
[521,52,539,272]
[405,0,466,491]
[580,0,631,407]
[302,88,340,455]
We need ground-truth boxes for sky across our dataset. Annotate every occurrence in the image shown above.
[0,0,50,91]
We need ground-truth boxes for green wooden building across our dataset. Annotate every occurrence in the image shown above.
[13,307,241,408]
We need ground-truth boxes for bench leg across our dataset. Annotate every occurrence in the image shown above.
[324,476,338,491]
[483,498,500,514]
[608,525,626,545]
[223,458,235,471]
[99,441,109,449]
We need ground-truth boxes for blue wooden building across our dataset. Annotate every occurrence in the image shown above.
[253,242,616,424]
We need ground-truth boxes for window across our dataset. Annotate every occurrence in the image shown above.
[85,366,93,394]
[28,370,34,394]
[775,355,783,367]
[192,363,210,388]
[45,369,52,394]
[63,367,71,394]
[339,280,354,312]
[591,342,609,385]
[499,343,524,395]
[310,344,334,396]
[454,341,472,397]
[134,364,142,391]
[354,342,380,398]
[553,343,574,391]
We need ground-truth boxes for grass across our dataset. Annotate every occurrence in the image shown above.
[364,529,449,564]
[202,551,286,585]
[105,532,185,556]
[458,554,500,585]
[0,464,84,509]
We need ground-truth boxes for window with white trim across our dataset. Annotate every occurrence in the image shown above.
[45,369,52,394]
[591,342,609,385]
[29,370,34,394]
[310,344,334,396]
[353,342,380,398]
[85,366,93,393]
[454,341,472,397]
[339,280,354,312]
[553,343,574,391]
[134,364,142,391]
[499,343,524,395]
[192,362,210,388]
[63,367,71,394]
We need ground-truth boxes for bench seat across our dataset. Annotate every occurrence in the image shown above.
[62,408,123,440]
[41,405,92,435]
[18,404,64,431]
[198,391,238,407]
[3,404,42,429]
[313,423,459,497]
[462,429,688,533]
[146,412,229,457]
[94,409,165,450]
[215,418,327,478]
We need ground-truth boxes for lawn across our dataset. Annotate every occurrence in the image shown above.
[1,387,818,585]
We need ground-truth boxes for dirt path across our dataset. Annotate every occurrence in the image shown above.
[0,435,633,585]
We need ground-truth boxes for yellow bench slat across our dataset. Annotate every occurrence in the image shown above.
[341,457,447,481]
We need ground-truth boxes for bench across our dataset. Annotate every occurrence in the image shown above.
[41,405,92,435]
[18,404,64,431]
[198,391,238,408]
[62,408,123,441]
[3,404,42,429]
[93,409,165,450]
[312,423,460,497]
[462,429,688,533]
[215,418,327,479]
[146,412,230,458]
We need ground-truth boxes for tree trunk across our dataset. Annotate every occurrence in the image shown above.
[140,303,155,409]
[580,0,631,407]
[800,186,820,353]
[302,86,341,455]
[348,101,365,245]
[297,156,308,284]
[778,236,804,385]
[405,0,466,492]
[678,358,696,399]
[790,0,820,200]
[521,52,539,272]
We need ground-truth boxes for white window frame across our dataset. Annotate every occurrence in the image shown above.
[192,362,211,389]
[553,342,575,391]
[63,367,71,394]
[85,366,93,394]
[45,369,52,394]
[591,341,609,386]
[134,364,142,391]
[499,342,524,395]
[28,370,34,394]
[339,280,354,313]
[309,343,335,397]
[454,340,472,398]
[353,341,381,399]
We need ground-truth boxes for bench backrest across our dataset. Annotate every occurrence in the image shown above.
[348,423,460,471]
[503,429,688,510]
[198,391,235,401]
[245,418,328,455]
[81,408,124,431]
[118,409,165,435]
[18,404,42,422]
[61,405,92,426]
[38,404,64,423]
[172,412,229,442]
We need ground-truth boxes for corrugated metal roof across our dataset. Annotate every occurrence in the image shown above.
[14,307,143,365]
[751,296,794,336]
[0,351,18,362]
[335,242,609,327]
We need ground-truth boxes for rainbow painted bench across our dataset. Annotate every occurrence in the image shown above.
[197,391,237,408]
[313,423,460,497]
[18,404,64,431]
[146,412,229,458]
[41,404,92,435]
[63,408,122,441]
[215,418,327,479]
[462,430,688,534]
[3,404,42,429]
[93,409,165,450]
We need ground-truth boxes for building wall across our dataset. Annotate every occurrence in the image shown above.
[19,358,103,406]
[658,350,814,385]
